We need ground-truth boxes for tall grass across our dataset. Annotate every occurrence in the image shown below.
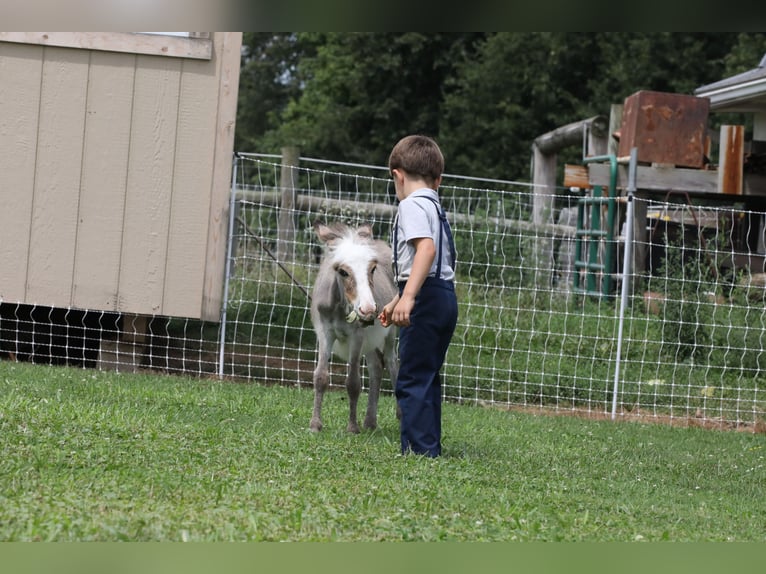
[1,360,764,541]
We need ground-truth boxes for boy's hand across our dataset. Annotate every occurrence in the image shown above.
[378,298,398,328]
[391,293,415,327]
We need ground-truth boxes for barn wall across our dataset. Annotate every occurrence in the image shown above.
[0,32,241,321]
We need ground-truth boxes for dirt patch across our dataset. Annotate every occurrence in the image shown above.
[480,402,765,434]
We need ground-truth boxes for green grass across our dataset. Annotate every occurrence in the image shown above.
[1,360,764,542]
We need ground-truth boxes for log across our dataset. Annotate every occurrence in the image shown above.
[534,116,609,155]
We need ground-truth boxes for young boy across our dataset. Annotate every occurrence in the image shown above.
[378,135,458,458]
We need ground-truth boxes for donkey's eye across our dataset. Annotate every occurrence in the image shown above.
[338,269,349,278]
[370,266,376,275]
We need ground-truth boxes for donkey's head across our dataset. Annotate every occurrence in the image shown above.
[314,222,380,325]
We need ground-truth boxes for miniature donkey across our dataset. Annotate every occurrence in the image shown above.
[309,221,399,433]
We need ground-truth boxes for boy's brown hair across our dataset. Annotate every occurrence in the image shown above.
[388,135,444,188]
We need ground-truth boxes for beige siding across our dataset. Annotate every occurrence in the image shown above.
[118,55,182,314]
[0,33,242,320]
[72,51,136,310]
[26,47,89,304]
[0,43,42,303]
[162,55,219,318]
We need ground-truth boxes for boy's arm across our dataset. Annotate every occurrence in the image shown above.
[390,237,435,327]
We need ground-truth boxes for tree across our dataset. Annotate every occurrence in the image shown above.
[439,33,743,181]
[722,32,766,76]
[235,33,314,151]
[259,32,484,164]
[235,33,765,181]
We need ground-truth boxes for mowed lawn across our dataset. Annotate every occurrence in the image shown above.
[0,360,764,541]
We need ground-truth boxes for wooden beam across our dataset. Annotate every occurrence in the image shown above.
[534,116,609,155]
[588,163,766,196]
[236,189,578,239]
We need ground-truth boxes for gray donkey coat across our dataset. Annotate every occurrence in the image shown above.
[309,222,399,433]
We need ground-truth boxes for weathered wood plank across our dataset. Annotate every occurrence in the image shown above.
[118,55,182,315]
[563,164,591,189]
[0,32,212,60]
[72,51,136,310]
[26,47,89,305]
[0,43,42,303]
[589,163,766,196]
[201,32,243,321]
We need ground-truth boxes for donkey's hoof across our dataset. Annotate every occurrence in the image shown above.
[363,417,378,430]
[310,418,323,432]
[346,422,361,434]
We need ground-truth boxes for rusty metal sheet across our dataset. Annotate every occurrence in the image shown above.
[618,90,710,168]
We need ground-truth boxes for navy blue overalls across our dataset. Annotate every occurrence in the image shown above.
[393,196,458,457]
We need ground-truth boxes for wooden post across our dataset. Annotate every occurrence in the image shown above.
[532,143,557,227]
[277,146,299,262]
[754,113,766,142]
[587,118,609,157]
[718,125,744,195]
[532,143,557,287]
[607,104,622,157]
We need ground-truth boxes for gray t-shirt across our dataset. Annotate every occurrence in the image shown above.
[393,188,455,283]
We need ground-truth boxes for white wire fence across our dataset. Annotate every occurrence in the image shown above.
[1,153,765,432]
[218,154,765,431]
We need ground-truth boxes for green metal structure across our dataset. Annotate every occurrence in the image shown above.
[573,155,619,298]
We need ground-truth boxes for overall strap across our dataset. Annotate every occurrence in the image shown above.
[393,213,400,280]
[421,196,456,279]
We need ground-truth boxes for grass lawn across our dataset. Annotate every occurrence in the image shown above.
[0,360,764,541]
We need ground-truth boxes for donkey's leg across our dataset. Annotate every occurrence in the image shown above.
[345,338,364,434]
[384,331,402,420]
[310,330,333,432]
[363,349,384,430]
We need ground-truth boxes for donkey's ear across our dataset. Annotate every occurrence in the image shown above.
[357,223,374,239]
[314,220,342,244]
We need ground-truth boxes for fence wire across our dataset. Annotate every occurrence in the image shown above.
[1,153,765,432]
[218,155,764,431]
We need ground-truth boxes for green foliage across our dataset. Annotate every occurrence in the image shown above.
[258,32,484,163]
[2,361,765,541]
[235,33,315,152]
[644,232,766,378]
[235,33,764,182]
[655,240,714,362]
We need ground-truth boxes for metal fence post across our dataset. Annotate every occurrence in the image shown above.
[612,147,638,419]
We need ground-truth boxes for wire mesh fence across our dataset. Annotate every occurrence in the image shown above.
[219,154,765,431]
[1,152,765,432]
